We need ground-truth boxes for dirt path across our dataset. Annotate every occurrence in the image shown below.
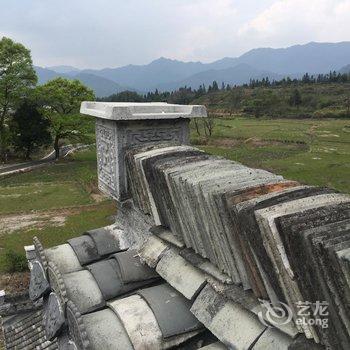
[0,203,110,235]
[0,144,90,177]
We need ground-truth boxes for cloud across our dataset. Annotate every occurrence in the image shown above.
[239,0,350,47]
[157,0,240,62]
[0,0,242,67]
[0,0,349,68]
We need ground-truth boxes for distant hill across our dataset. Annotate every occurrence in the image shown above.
[233,42,350,75]
[73,73,127,97]
[80,41,350,92]
[48,65,81,75]
[34,66,67,84]
[35,41,350,96]
[34,67,128,97]
[339,64,350,74]
[81,57,207,91]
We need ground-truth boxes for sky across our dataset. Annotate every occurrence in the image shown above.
[1,0,350,69]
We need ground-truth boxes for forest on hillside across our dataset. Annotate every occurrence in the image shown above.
[100,73,350,119]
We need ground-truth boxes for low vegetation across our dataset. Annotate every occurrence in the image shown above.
[101,76,350,120]
[191,117,350,194]
[0,148,115,274]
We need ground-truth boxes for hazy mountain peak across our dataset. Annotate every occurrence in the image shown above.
[47,65,81,74]
[35,41,350,97]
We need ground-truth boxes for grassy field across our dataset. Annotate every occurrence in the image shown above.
[191,117,350,193]
[0,148,115,274]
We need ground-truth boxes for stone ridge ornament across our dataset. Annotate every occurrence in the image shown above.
[29,260,50,301]
[80,102,207,201]
[45,292,66,340]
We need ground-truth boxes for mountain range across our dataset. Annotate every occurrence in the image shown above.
[35,42,350,97]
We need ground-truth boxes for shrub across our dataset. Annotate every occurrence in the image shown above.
[4,250,28,273]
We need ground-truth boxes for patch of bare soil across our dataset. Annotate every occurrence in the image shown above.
[208,138,241,147]
[243,137,286,147]
[0,204,110,235]
[91,192,108,203]
[0,212,66,235]
[207,137,305,148]
[0,272,30,294]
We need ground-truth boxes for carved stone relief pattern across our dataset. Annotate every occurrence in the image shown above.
[126,128,182,145]
[96,124,117,191]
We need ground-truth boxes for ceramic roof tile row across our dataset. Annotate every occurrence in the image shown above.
[125,144,350,349]
[12,222,220,349]
[1,306,58,350]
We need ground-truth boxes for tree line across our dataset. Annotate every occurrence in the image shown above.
[99,70,350,106]
[0,37,94,162]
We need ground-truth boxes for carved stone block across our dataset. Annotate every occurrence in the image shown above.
[81,102,206,201]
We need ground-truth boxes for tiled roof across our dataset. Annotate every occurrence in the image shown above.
[0,294,57,350]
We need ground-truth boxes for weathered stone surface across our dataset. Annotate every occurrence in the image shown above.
[255,193,350,340]
[199,342,227,349]
[179,248,232,284]
[234,186,334,303]
[108,295,162,349]
[141,148,206,225]
[81,102,207,200]
[44,292,65,340]
[80,102,207,121]
[137,284,202,339]
[67,235,100,265]
[112,249,158,283]
[45,244,81,274]
[126,145,197,218]
[29,260,50,301]
[86,252,158,301]
[1,305,58,350]
[85,226,128,256]
[150,225,185,248]
[85,259,124,300]
[223,181,299,298]
[252,327,292,349]
[277,212,350,349]
[66,301,90,350]
[63,270,105,314]
[191,284,266,349]
[57,333,78,350]
[138,235,170,268]
[83,309,134,350]
[156,249,207,300]
[67,300,133,350]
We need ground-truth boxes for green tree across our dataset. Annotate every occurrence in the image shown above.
[289,88,302,107]
[0,37,37,160]
[244,98,264,118]
[37,78,94,159]
[11,101,52,159]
